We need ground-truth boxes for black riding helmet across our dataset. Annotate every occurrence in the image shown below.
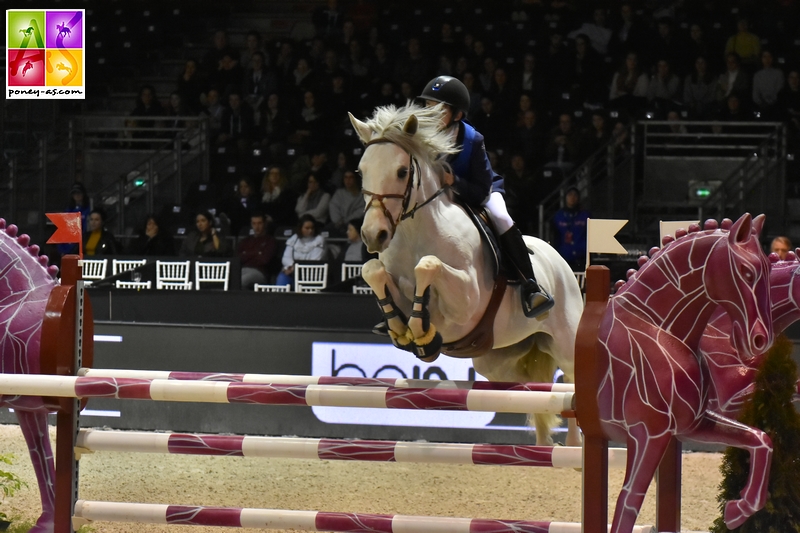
[417,76,470,119]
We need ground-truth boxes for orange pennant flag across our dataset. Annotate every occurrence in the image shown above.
[46,212,83,246]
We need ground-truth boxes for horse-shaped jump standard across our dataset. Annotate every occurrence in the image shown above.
[599,216,774,533]
[349,105,584,446]
[0,220,60,533]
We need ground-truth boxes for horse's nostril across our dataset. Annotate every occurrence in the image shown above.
[377,230,388,243]
[753,334,767,353]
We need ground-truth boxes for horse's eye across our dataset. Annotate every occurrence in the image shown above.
[397,167,408,179]
[740,265,754,284]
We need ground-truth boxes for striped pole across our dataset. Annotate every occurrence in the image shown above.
[75,429,629,470]
[73,501,656,533]
[79,368,575,393]
[0,374,573,415]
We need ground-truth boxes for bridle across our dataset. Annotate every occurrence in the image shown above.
[360,137,449,233]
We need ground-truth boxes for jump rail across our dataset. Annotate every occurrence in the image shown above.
[75,429,629,470]
[72,501,656,533]
[0,374,574,414]
[79,368,576,392]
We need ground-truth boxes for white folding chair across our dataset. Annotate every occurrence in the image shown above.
[115,280,152,290]
[159,281,193,290]
[156,260,191,290]
[295,263,329,293]
[112,258,147,276]
[195,261,230,290]
[573,271,586,290]
[254,284,291,292]
[341,263,363,281]
[353,285,373,295]
[81,259,108,286]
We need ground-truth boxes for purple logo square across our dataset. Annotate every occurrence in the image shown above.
[45,11,83,49]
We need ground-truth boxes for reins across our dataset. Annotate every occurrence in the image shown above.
[360,137,449,233]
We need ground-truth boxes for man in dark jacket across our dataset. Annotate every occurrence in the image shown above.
[237,212,278,289]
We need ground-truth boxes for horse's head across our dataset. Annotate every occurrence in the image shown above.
[349,105,457,253]
[704,213,772,358]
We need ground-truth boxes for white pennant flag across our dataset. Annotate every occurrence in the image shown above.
[659,220,700,247]
[586,218,628,270]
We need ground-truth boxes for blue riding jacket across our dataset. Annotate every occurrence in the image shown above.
[448,120,504,207]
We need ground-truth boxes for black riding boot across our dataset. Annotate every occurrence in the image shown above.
[499,225,555,318]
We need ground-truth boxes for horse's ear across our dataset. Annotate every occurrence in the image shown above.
[348,112,373,144]
[403,114,418,136]
[752,213,765,237]
[729,213,753,244]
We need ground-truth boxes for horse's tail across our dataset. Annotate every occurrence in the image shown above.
[518,339,560,444]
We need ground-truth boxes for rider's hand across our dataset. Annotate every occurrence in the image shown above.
[443,171,455,186]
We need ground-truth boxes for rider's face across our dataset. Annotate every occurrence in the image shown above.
[425,100,456,130]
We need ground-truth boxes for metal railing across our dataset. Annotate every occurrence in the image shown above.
[696,127,787,226]
[641,121,783,159]
[75,115,209,235]
[536,126,635,243]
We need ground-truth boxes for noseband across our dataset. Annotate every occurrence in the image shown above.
[360,137,449,233]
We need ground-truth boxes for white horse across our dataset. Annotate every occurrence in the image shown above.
[349,104,584,446]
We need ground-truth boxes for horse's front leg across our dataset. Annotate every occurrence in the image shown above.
[688,410,772,529]
[362,258,410,340]
[407,255,473,361]
[17,409,55,533]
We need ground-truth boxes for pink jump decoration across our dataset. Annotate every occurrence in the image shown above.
[0,219,62,533]
[598,214,774,533]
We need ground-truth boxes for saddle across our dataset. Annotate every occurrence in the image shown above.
[440,202,514,358]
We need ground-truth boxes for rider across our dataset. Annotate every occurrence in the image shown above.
[418,75,554,318]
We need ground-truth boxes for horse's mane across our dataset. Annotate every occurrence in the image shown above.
[364,104,459,171]
[613,218,729,293]
[0,219,59,280]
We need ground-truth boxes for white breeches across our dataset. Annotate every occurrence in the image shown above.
[484,191,514,234]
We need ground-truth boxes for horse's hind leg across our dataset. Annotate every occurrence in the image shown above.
[17,410,55,533]
[688,410,772,529]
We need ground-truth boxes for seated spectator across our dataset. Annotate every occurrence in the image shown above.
[687,24,710,62]
[179,211,231,257]
[545,113,580,172]
[517,53,546,105]
[289,145,331,193]
[221,178,260,237]
[243,52,278,125]
[276,214,326,288]
[165,91,190,132]
[326,170,362,237]
[778,70,800,135]
[553,187,590,271]
[201,30,237,80]
[288,90,325,149]
[649,17,690,77]
[209,51,243,96]
[471,96,507,151]
[260,93,291,159]
[329,151,351,190]
[647,59,682,107]
[218,92,255,155]
[338,217,371,264]
[513,109,545,169]
[609,53,649,113]
[770,236,793,260]
[127,84,164,145]
[567,34,605,104]
[752,50,785,118]
[503,154,535,227]
[83,208,119,257]
[569,7,613,56]
[240,30,268,71]
[202,88,225,140]
[128,214,175,256]
[578,110,611,160]
[260,166,297,228]
[295,172,331,224]
[716,53,751,104]
[683,56,717,118]
[608,2,648,62]
[238,212,278,289]
[286,57,319,97]
[176,59,204,113]
[725,17,761,69]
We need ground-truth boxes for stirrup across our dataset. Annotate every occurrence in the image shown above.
[373,321,390,336]
[522,285,555,318]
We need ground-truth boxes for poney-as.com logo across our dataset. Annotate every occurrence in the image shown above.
[6,9,85,99]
